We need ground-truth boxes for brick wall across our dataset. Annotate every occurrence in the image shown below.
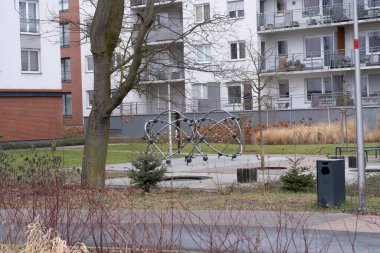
[0,96,64,142]
[60,0,83,127]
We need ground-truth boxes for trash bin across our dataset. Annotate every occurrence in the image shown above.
[316,159,345,207]
[237,168,257,183]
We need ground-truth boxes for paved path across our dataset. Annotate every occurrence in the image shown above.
[105,154,370,189]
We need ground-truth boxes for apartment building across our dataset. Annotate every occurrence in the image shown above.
[0,0,63,142]
[259,0,380,110]
[59,0,83,127]
[79,0,380,121]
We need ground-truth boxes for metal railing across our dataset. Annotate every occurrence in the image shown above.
[112,92,380,115]
[262,48,380,73]
[130,0,179,6]
[140,67,184,82]
[257,1,380,32]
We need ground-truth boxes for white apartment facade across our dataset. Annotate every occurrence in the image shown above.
[0,0,63,142]
[80,0,380,118]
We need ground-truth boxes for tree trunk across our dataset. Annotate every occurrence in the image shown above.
[81,111,110,187]
[257,92,265,170]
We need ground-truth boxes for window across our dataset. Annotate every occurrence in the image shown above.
[195,4,210,23]
[88,90,94,107]
[61,58,71,82]
[19,1,38,33]
[369,31,380,53]
[306,76,343,101]
[196,45,211,63]
[192,83,208,98]
[304,0,319,16]
[230,42,245,59]
[306,78,322,101]
[86,55,94,71]
[62,93,72,116]
[60,23,70,47]
[227,0,244,18]
[305,37,321,58]
[21,49,39,72]
[155,12,169,27]
[277,0,286,13]
[59,0,69,11]
[228,85,242,104]
[278,40,288,57]
[278,80,289,97]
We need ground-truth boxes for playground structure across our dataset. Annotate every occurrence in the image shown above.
[144,110,243,164]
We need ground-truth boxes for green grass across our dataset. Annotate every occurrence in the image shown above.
[5,142,380,168]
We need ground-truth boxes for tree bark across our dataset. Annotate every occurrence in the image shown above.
[257,91,265,170]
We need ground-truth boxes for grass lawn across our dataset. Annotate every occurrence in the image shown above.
[4,142,380,167]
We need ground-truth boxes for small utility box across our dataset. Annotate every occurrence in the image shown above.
[237,168,257,183]
[316,159,345,207]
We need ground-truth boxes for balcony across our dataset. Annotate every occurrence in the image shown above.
[140,67,185,83]
[257,1,380,33]
[132,19,183,44]
[262,48,380,74]
[130,0,181,7]
[310,91,380,108]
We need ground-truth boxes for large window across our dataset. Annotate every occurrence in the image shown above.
[62,93,72,116]
[305,37,321,58]
[61,58,71,82]
[21,49,39,72]
[369,31,380,53]
[59,0,69,11]
[195,45,211,63]
[304,0,319,16]
[228,85,242,104]
[227,0,244,18]
[278,40,288,57]
[230,42,245,59]
[60,23,70,47]
[19,1,38,33]
[195,4,210,23]
[86,55,94,71]
[278,80,289,97]
[306,76,343,101]
[277,0,286,13]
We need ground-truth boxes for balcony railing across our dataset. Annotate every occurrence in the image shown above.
[111,92,380,115]
[130,0,179,7]
[262,48,380,73]
[140,67,185,82]
[257,1,380,32]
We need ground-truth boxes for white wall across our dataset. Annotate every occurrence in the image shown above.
[0,0,61,90]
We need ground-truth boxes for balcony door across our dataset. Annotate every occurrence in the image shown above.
[323,35,334,67]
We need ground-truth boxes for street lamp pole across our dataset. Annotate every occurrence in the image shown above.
[353,0,366,210]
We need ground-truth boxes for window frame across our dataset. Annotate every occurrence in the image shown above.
[368,31,380,54]
[227,84,242,104]
[61,58,71,82]
[195,44,212,63]
[62,93,72,117]
[304,36,322,58]
[60,23,70,47]
[230,41,246,60]
[21,49,40,73]
[87,90,94,108]
[277,40,288,57]
[86,55,94,72]
[195,3,211,23]
[276,0,286,13]
[19,0,39,34]
[59,0,69,11]
[227,0,245,19]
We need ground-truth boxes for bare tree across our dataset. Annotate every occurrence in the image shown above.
[73,0,232,187]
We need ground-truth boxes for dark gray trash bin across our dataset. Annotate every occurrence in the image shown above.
[317,159,345,207]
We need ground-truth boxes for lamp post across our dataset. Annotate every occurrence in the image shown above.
[353,0,366,210]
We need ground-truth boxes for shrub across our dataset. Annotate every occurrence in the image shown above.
[127,154,167,192]
[280,167,315,192]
